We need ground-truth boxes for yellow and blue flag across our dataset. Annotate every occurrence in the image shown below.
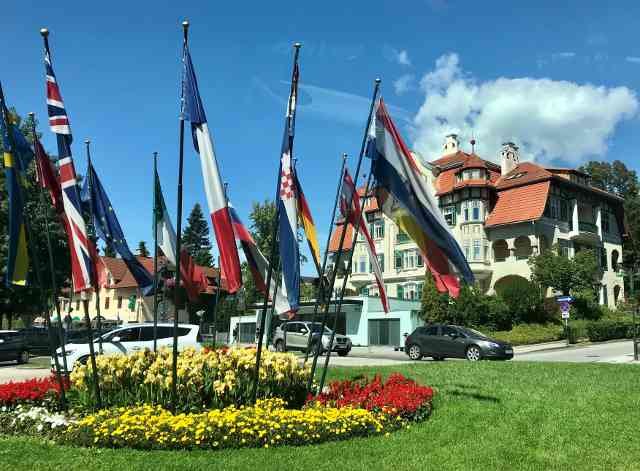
[0,83,30,286]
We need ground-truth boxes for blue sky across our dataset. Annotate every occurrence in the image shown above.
[3,1,640,275]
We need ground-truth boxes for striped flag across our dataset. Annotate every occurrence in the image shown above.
[228,205,292,317]
[294,172,321,275]
[369,99,473,297]
[0,85,29,286]
[182,46,242,294]
[277,61,301,313]
[340,168,389,313]
[43,41,94,292]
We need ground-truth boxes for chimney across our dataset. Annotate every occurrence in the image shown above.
[442,134,460,155]
[500,142,519,175]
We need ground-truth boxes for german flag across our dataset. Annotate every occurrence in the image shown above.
[294,172,321,275]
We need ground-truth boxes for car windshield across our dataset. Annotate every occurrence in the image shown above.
[459,327,489,339]
[309,323,333,335]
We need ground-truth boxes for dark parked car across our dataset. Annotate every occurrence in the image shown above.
[404,324,513,361]
[19,327,60,356]
[0,330,29,364]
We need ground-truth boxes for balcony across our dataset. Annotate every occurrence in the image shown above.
[578,221,598,234]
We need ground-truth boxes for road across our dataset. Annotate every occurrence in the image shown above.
[0,341,636,383]
[513,340,637,364]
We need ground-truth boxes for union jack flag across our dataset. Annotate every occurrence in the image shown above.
[44,40,94,292]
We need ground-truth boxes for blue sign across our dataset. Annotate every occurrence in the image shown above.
[556,295,574,304]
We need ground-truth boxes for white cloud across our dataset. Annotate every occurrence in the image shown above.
[384,46,412,66]
[393,74,415,95]
[412,53,638,165]
[626,56,640,64]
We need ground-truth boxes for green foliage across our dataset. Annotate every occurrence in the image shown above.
[495,277,546,324]
[249,199,277,257]
[585,319,634,342]
[102,244,116,258]
[419,271,450,324]
[529,246,600,296]
[136,241,149,258]
[489,323,565,345]
[570,289,603,320]
[181,203,213,267]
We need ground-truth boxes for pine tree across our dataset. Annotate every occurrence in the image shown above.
[103,244,116,258]
[137,241,150,258]
[181,203,213,267]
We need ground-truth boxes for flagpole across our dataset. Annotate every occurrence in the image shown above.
[29,112,68,408]
[319,170,375,392]
[303,152,347,364]
[152,151,159,352]
[85,139,103,355]
[210,255,221,348]
[251,42,301,405]
[171,19,190,411]
[307,78,380,393]
[81,140,102,409]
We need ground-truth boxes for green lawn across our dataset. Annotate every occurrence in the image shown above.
[1,361,639,470]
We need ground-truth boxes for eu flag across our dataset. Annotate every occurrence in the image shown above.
[82,163,154,295]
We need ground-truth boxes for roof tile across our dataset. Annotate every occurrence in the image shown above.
[485,181,551,227]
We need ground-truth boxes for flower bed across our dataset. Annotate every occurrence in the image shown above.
[310,374,434,421]
[0,404,71,439]
[64,398,403,450]
[69,347,309,411]
[0,376,67,409]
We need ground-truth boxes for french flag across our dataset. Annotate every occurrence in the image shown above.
[370,99,474,297]
[183,46,242,294]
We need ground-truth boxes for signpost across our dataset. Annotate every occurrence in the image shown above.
[621,267,640,362]
[556,295,574,345]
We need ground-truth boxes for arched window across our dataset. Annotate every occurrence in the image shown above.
[611,250,619,272]
[514,236,532,260]
[613,285,621,305]
[493,240,509,262]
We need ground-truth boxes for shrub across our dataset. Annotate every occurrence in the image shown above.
[566,319,590,344]
[496,278,545,324]
[64,398,404,450]
[490,324,564,346]
[69,347,309,412]
[585,319,634,342]
[0,404,71,439]
[444,285,512,331]
[310,374,434,421]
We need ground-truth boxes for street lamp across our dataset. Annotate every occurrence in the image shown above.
[622,264,639,361]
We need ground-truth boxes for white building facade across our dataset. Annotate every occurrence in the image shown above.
[329,135,626,308]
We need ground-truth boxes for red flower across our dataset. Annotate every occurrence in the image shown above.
[0,376,68,407]
[309,373,434,420]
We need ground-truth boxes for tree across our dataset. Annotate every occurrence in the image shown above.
[495,277,545,324]
[137,241,150,258]
[420,271,450,324]
[529,246,600,296]
[103,244,116,258]
[249,200,277,257]
[181,203,213,267]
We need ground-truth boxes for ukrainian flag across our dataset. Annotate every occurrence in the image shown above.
[1,104,30,286]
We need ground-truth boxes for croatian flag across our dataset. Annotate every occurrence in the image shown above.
[369,99,473,297]
[340,169,389,313]
[228,205,292,317]
[277,61,301,313]
[183,46,242,294]
[44,43,94,292]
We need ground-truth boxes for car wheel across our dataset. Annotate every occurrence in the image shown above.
[275,340,285,352]
[17,351,29,365]
[466,345,481,361]
[407,344,423,361]
[337,350,349,357]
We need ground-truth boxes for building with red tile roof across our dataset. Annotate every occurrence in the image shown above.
[329,133,626,307]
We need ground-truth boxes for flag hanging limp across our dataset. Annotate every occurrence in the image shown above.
[183,46,242,294]
[294,172,321,276]
[43,40,94,292]
[82,163,155,295]
[339,168,389,313]
[154,170,207,302]
[0,88,29,286]
[369,99,474,297]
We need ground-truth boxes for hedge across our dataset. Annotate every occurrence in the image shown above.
[585,319,635,342]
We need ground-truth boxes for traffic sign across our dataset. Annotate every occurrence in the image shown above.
[556,295,574,303]
[561,310,570,320]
